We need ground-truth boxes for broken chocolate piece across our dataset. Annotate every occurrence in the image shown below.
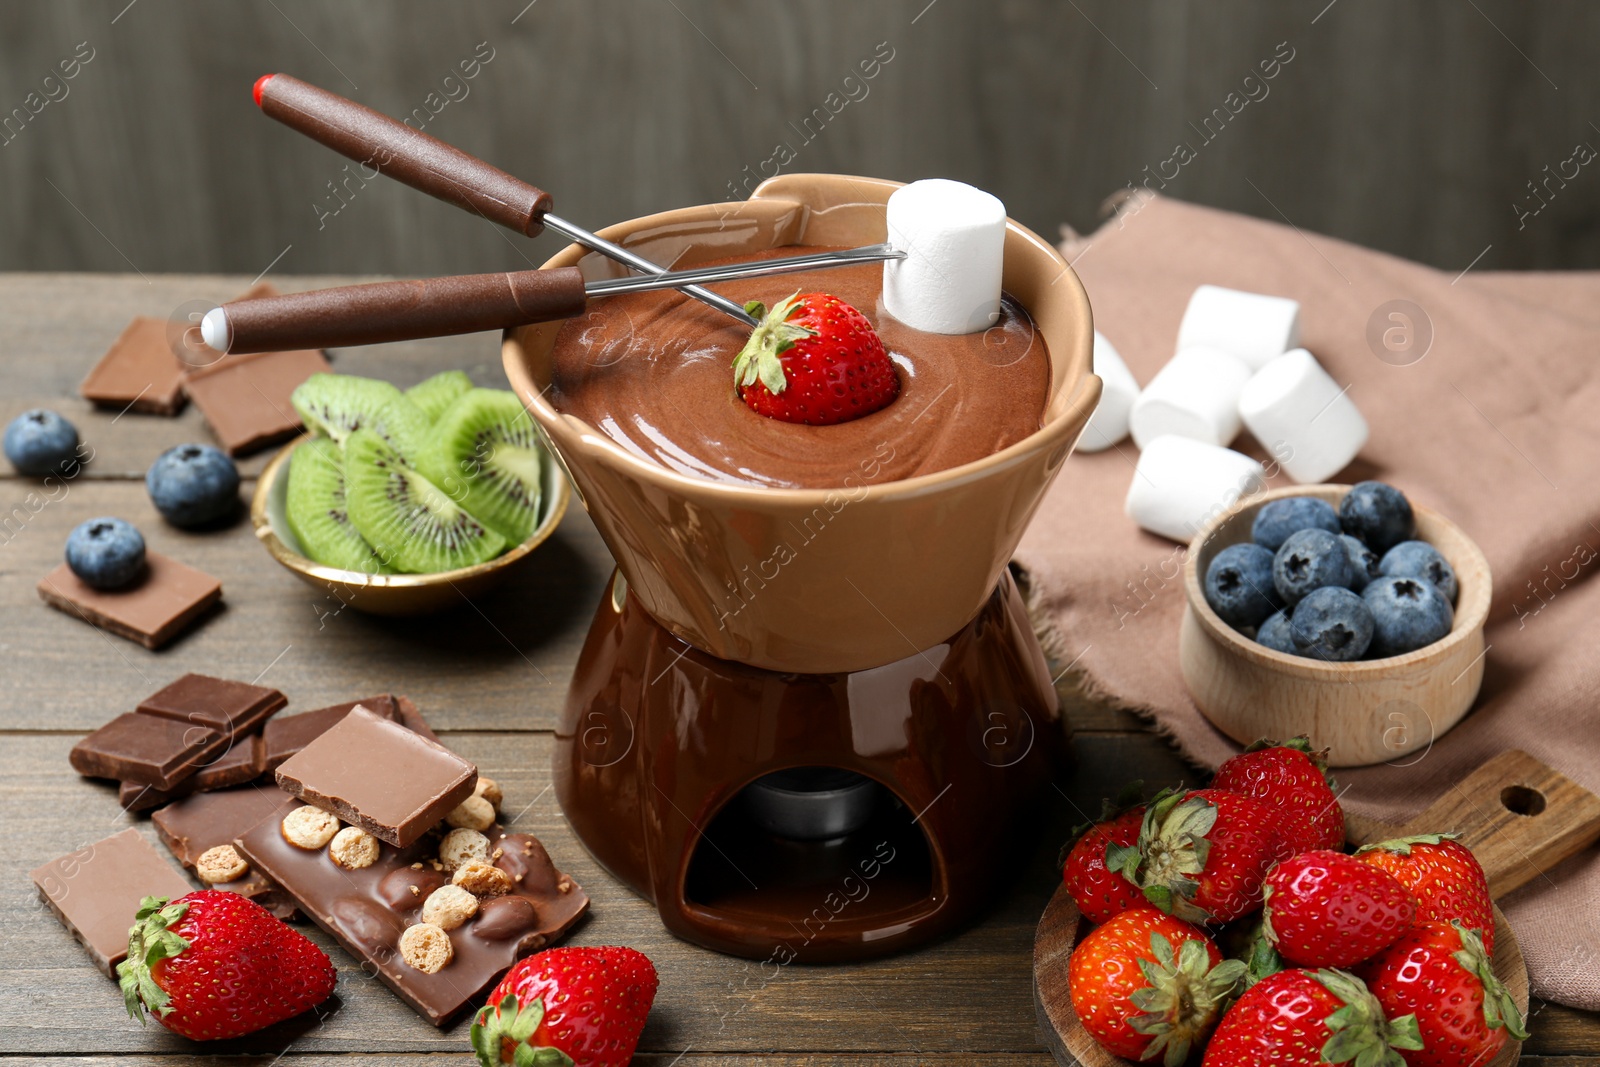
[274,705,475,847]
[262,695,400,772]
[30,828,194,976]
[138,673,287,734]
[80,317,188,416]
[70,712,219,791]
[183,346,332,456]
[151,784,300,921]
[235,816,587,1026]
[119,734,267,812]
[38,553,221,650]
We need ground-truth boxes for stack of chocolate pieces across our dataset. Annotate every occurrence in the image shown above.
[78,282,331,455]
[233,705,589,1025]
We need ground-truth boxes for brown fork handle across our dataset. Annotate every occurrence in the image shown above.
[257,73,554,237]
[219,267,589,354]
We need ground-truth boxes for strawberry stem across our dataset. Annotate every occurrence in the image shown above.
[117,895,191,1023]
[732,291,815,398]
[470,994,574,1067]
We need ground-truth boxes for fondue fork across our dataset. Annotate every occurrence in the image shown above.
[199,244,904,355]
[254,73,766,326]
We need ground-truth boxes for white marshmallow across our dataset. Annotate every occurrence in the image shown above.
[1129,347,1252,450]
[882,179,1006,334]
[1176,285,1301,370]
[1126,436,1268,543]
[1077,331,1139,452]
[1239,348,1368,484]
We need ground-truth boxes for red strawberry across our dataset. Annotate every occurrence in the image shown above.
[1202,967,1422,1067]
[1355,834,1496,955]
[1359,921,1528,1067]
[1061,783,1154,924]
[472,945,657,1067]
[733,291,899,425]
[1262,850,1416,968]
[1068,905,1246,1065]
[1110,788,1293,924]
[118,891,335,1041]
[1212,736,1345,852]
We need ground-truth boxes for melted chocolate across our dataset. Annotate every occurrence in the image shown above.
[548,247,1050,488]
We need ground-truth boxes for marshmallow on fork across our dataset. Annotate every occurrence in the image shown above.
[882,179,1007,335]
[1240,348,1368,483]
[1176,284,1301,371]
[1126,436,1267,543]
[1129,347,1252,450]
[1077,331,1139,452]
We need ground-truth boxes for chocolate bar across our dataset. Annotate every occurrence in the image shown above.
[30,828,193,976]
[274,705,475,847]
[38,553,221,649]
[236,811,588,1025]
[183,346,332,456]
[71,674,285,790]
[152,785,300,920]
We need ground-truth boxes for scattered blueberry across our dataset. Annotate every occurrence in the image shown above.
[1252,496,1341,552]
[4,409,80,477]
[1364,575,1454,657]
[65,517,146,590]
[1204,543,1282,628]
[1288,586,1375,661]
[1340,534,1381,593]
[1339,481,1414,554]
[1380,540,1458,605]
[1272,528,1353,606]
[1257,610,1297,654]
[146,444,239,527]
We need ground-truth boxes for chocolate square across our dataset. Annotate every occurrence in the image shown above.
[138,673,287,735]
[183,347,332,456]
[37,553,221,649]
[30,828,194,976]
[70,712,219,790]
[274,706,476,847]
[80,317,187,416]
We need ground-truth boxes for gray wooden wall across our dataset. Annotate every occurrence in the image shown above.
[2,0,1596,277]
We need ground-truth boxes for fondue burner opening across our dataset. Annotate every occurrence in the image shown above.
[742,767,880,840]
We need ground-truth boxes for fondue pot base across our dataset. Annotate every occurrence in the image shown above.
[554,567,1064,962]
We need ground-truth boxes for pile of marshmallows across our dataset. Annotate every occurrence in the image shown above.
[1085,287,1369,543]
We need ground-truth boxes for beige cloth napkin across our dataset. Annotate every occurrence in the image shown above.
[1014,194,1600,1010]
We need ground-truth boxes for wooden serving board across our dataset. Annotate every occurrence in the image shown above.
[1034,750,1600,1067]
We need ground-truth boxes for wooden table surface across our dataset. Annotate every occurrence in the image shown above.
[3,273,1596,1065]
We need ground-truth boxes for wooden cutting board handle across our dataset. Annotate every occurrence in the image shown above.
[1343,749,1600,897]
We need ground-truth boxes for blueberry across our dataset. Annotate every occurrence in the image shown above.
[1252,496,1341,552]
[1339,481,1414,554]
[1257,610,1297,654]
[1341,534,1381,593]
[1272,528,1353,606]
[5,409,80,477]
[1363,576,1454,657]
[1380,540,1458,605]
[146,444,239,527]
[1204,543,1282,628]
[66,517,146,590]
[1289,586,1375,661]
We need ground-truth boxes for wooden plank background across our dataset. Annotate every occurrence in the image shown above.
[1,0,1598,278]
[0,272,1596,1060]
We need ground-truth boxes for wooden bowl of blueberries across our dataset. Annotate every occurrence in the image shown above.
[1180,481,1491,767]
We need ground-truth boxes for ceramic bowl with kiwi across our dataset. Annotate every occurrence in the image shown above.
[251,369,570,615]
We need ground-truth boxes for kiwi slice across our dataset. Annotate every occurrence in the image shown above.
[344,427,506,573]
[285,437,390,574]
[406,370,474,424]
[420,389,543,545]
[291,373,429,459]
